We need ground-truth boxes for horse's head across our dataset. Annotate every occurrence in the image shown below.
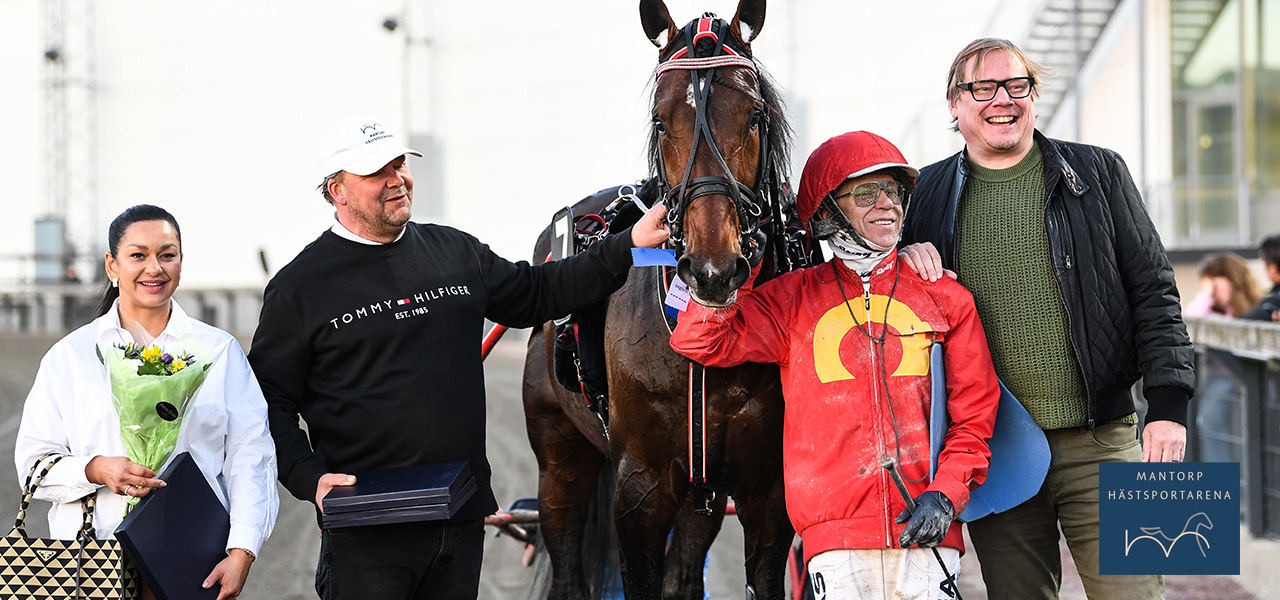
[642,0,780,307]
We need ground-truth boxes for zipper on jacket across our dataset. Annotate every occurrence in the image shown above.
[950,163,968,273]
[860,279,892,548]
[1047,204,1074,270]
[1044,169,1095,428]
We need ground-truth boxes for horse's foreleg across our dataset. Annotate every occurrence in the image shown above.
[524,329,608,600]
[662,491,727,600]
[529,412,606,600]
[734,478,794,599]
[614,459,680,600]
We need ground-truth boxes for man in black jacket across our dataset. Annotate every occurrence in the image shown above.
[249,115,669,600]
[1242,234,1280,321]
[899,39,1194,599]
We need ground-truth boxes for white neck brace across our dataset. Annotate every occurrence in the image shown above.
[826,230,893,281]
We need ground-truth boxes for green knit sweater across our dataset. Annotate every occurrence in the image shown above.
[956,146,1092,430]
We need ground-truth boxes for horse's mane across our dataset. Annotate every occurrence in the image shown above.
[645,57,793,194]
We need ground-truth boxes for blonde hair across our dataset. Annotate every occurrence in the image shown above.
[1198,252,1261,316]
[946,38,1048,131]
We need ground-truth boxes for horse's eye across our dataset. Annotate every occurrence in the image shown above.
[653,117,667,135]
[748,110,763,131]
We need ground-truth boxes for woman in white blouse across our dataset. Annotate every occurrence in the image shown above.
[14,204,278,600]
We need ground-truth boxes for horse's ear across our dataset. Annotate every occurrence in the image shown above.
[640,0,676,49]
[730,0,766,44]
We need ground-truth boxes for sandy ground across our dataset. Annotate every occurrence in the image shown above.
[0,331,1261,599]
[0,331,750,600]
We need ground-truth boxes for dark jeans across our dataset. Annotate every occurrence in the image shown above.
[315,519,485,600]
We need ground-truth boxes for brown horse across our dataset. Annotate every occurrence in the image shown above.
[522,0,809,598]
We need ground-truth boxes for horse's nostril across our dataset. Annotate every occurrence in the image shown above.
[729,255,751,291]
[676,256,696,289]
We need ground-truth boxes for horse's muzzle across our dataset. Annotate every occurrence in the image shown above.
[677,252,751,307]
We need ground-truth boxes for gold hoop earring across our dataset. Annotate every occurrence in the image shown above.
[111,278,118,288]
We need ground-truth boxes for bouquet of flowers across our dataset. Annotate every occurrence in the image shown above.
[96,333,212,506]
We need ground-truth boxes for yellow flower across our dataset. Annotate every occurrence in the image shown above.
[141,346,161,362]
[172,359,186,371]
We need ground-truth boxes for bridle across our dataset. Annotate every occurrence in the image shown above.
[653,14,779,263]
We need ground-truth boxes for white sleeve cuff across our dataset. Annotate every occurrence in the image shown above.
[31,455,99,504]
[32,482,98,505]
[225,523,266,557]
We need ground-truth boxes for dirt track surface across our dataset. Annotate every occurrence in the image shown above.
[0,332,748,600]
[0,332,1260,599]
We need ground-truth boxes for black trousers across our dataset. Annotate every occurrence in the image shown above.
[315,519,485,600]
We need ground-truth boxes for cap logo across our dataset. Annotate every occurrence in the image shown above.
[360,122,392,145]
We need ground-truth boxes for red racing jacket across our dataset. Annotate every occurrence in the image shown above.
[670,255,999,561]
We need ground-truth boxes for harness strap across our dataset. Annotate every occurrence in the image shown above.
[688,361,713,515]
[657,55,756,79]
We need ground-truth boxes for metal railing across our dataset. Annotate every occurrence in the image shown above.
[0,287,264,337]
[1184,316,1280,539]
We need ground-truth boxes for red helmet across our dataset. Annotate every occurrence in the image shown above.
[796,131,918,238]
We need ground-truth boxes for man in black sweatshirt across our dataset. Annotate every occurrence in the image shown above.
[249,114,669,600]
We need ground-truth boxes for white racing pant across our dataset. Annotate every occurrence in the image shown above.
[807,547,961,600]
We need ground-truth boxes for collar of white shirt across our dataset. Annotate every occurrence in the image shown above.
[330,215,406,245]
[95,298,195,350]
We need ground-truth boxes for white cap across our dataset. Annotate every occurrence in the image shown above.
[317,114,422,180]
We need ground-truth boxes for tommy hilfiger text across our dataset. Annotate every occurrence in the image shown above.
[329,285,472,329]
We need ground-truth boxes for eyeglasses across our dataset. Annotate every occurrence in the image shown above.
[956,77,1036,102]
[832,180,907,208]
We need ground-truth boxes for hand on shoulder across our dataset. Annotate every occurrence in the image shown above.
[898,243,956,283]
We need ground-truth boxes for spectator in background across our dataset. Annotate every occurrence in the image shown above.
[1242,234,1280,321]
[1183,252,1260,463]
[1185,252,1260,318]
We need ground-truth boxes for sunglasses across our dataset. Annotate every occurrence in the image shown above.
[831,180,907,208]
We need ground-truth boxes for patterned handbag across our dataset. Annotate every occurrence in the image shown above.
[0,454,140,599]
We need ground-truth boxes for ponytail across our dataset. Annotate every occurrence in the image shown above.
[94,281,119,318]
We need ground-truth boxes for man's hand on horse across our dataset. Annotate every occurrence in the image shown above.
[631,203,670,249]
[315,473,357,513]
[898,242,956,282]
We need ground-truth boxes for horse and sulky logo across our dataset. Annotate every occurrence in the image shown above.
[1099,462,1239,575]
[360,122,392,145]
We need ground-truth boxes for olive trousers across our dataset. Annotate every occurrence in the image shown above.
[967,421,1164,600]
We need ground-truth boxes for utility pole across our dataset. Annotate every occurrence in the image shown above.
[41,0,98,284]
[383,0,443,222]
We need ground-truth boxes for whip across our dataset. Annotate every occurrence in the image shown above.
[881,457,963,600]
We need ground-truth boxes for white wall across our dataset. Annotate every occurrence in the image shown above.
[0,0,1038,289]
[0,0,47,279]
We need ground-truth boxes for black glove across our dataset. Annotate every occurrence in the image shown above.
[895,491,955,548]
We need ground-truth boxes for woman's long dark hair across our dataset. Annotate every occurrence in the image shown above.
[96,205,182,317]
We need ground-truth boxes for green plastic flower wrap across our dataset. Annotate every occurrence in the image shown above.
[96,333,212,507]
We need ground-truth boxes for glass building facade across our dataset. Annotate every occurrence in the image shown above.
[1171,0,1280,248]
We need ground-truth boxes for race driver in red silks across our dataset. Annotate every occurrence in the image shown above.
[670,131,1000,599]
